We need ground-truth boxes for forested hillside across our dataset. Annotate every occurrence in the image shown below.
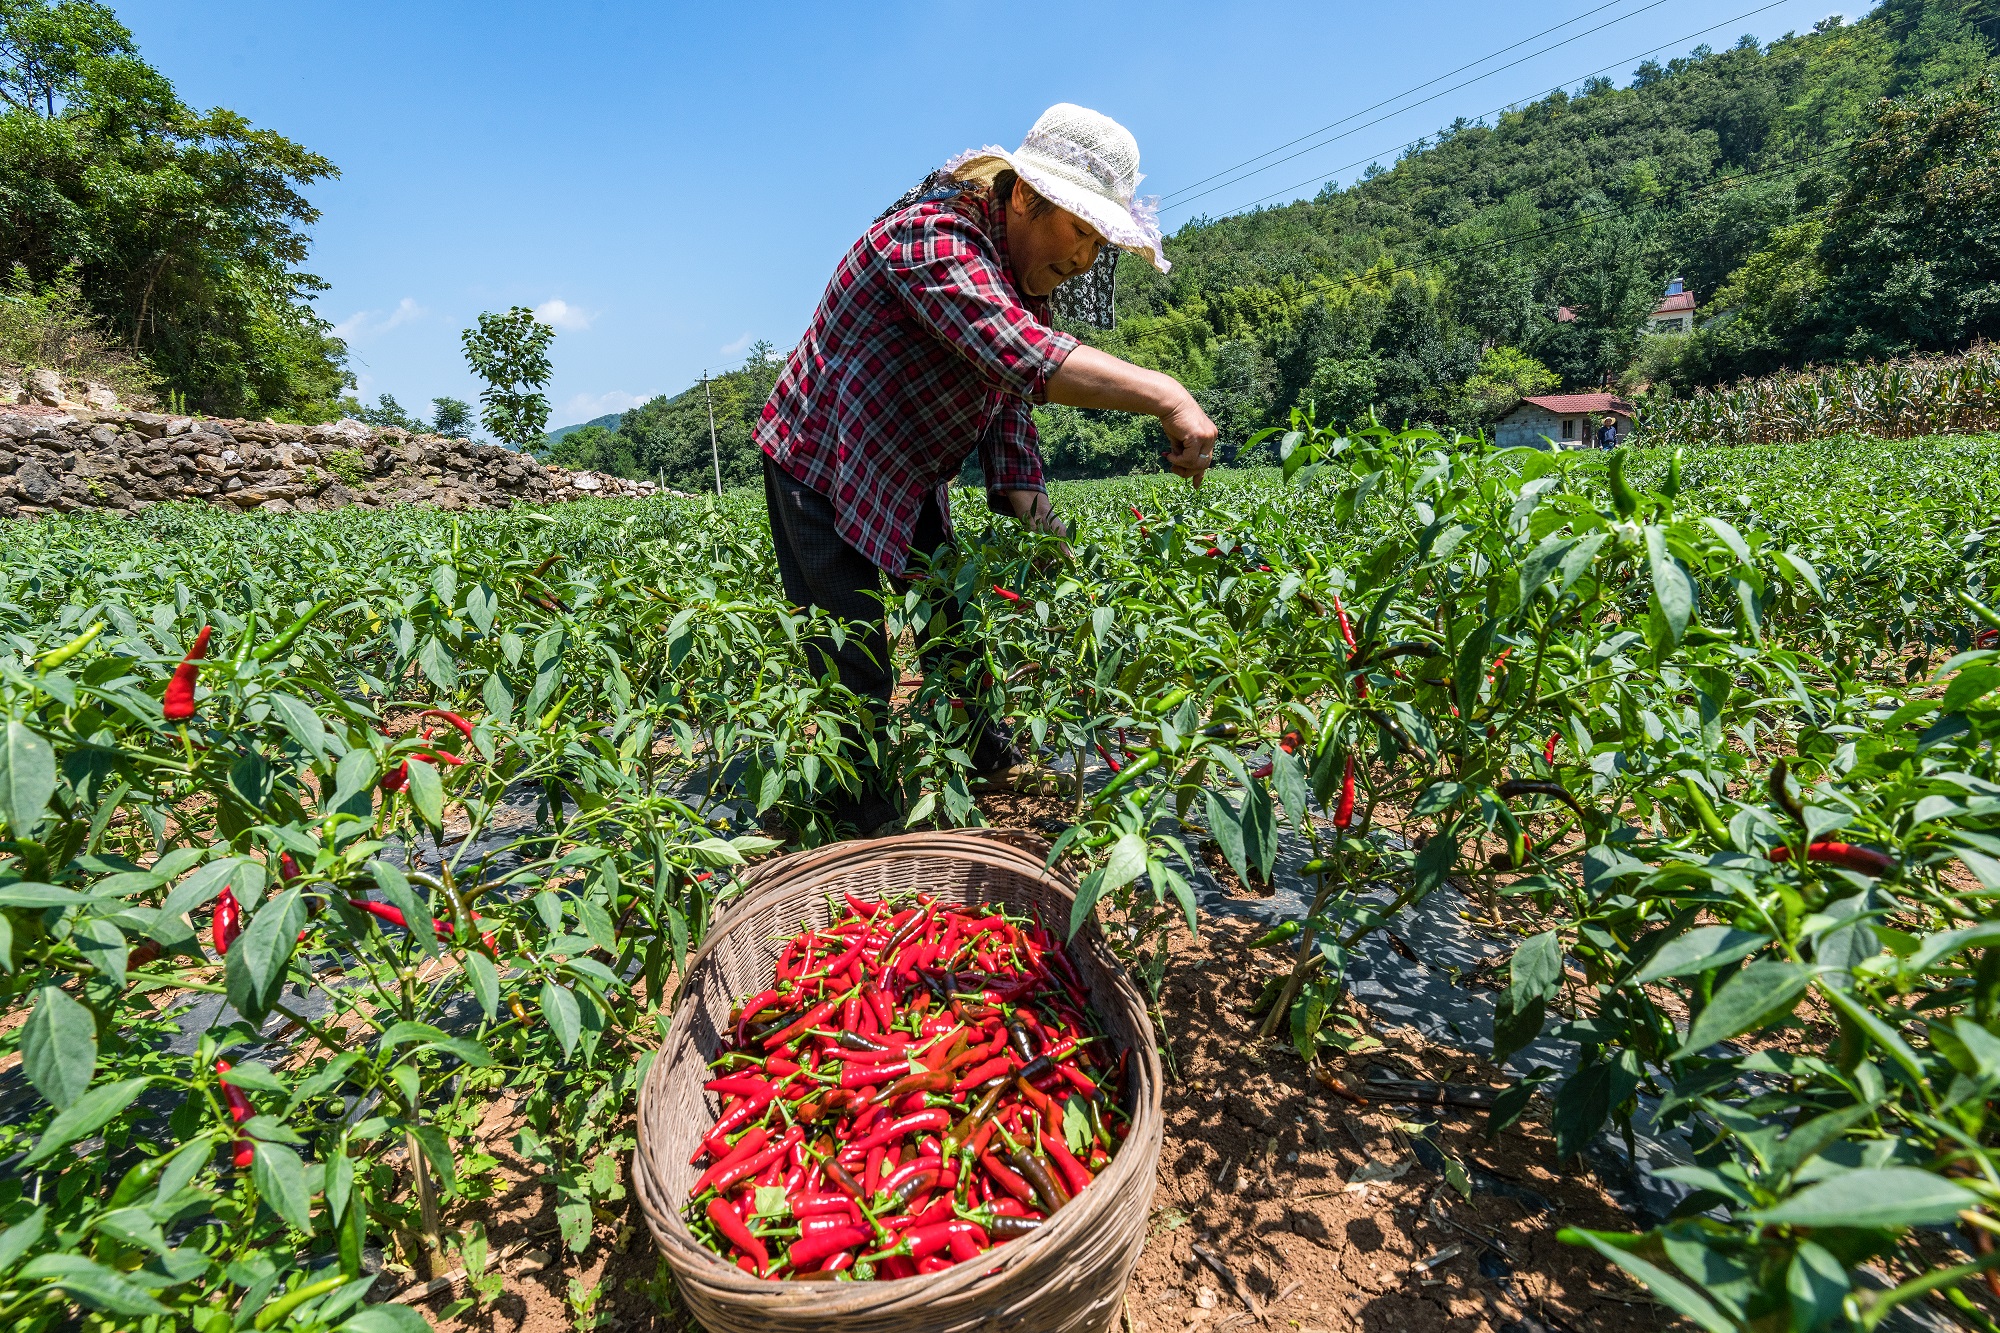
[1042,0,2000,474]
[562,1,1998,489]
[0,0,352,420]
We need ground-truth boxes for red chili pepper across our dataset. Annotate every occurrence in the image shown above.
[991,585,1021,602]
[693,1125,771,1183]
[849,1108,952,1155]
[1331,594,1357,652]
[704,1128,799,1196]
[211,886,242,956]
[1334,754,1356,830]
[1129,506,1144,522]
[1767,842,1897,877]
[1545,732,1560,765]
[216,1060,255,1168]
[842,1059,911,1089]
[418,709,475,740]
[788,1224,869,1269]
[1040,1130,1093,1196]
[1095,743,1123,775]
[162,625,212,721]
[706,1196,769,1271]
[764,1000,838,1050]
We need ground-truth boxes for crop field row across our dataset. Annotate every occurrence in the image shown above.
[1,428,1998,1332]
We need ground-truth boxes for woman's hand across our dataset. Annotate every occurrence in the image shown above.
[1047,345,1218,487]
[1159,393,1218,487]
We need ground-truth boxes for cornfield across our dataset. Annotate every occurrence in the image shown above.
[1637,342,2000,445]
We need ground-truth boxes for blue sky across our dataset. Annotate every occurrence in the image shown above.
[118,0,1845,429]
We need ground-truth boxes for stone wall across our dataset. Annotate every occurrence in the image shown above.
[0,405,666,519]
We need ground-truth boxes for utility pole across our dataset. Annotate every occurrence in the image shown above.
[702,371,722,496]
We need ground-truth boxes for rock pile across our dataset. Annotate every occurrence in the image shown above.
[0,403,664,518]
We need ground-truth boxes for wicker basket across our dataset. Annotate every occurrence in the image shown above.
[632,830,1163,1333]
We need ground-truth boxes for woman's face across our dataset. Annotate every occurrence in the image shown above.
[1006,185,1104,298]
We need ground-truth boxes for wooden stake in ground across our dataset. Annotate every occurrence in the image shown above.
[407,1129,445,1279]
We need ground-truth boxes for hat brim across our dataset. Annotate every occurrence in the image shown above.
[945,147,1170,275]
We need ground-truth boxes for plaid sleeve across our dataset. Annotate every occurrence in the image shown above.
[882,210,1079,402]
[980,397,1046,510]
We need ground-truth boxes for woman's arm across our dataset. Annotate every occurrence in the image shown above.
[1045,344,1219,484]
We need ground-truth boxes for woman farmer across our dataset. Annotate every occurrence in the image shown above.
[757,103,1218,835]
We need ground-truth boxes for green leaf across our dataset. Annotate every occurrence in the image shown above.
[369,862,437,961]
[1204,789,1250,888]
[1561,1231,1732,1333]
[224,888,306,1025]
[337,1306,432,1333]
[251,1142,313,1235]
[269,693,330,761]
[17,1254,170,1316]
[21,985,97,1109]
[1069,867,1106,940]
[0,719,57,834]
[0,881,81,907]
[219,1061,288,1095]
[1101,832,1148,894]
[753,1185,789,1219]
[542,980,581,1060]
[403,757,444,828]
[1493,931,1561,1066]
[152,858,237,940]
[1270,745,1308,828]
[577,897,617,952]
[0,1205,47,1270]
[1751,1167,1975,1229]
[1675,961,1810,1058]
[1634,926,1770,984]
[1646,526,1696,643]
[22,1078,149,1167]
[464,950,499,1021]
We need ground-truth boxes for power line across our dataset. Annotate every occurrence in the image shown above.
[1162,0,1693,214]
[1197,0,1800,220]
[1159,0,1666,204]
[1116,132,1876,351]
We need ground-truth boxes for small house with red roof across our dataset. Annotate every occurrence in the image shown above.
[1495,392,1635,449]
[1647,277,1697,333]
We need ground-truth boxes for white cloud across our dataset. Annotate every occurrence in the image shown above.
[535,299,593,331]
[556,390,654,425]
[720,331,754,356]
[333,297,425,342]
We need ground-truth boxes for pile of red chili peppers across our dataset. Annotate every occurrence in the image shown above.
[685,892,1130,1281]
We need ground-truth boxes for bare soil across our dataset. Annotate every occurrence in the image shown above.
[398,789,1673,1333]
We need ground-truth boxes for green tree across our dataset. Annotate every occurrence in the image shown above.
[355,392,424,431]
[461,307,554,451]
[430,396,473,439]
[1457,345,1558,421]
[0,0,351,419]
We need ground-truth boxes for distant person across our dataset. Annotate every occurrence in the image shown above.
[1596,414,1619,449]
[757,103,1218,835]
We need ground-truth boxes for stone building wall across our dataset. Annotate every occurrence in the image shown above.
[0,405,666,519]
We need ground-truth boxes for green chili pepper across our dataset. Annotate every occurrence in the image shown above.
[1607,449,1640,519]
[1250,920,1301,949]
[1681,775,1730,842]
[1488,794,1528,870]
[1664,447,1684,500]
[253,598,333,662]
[253,1274,348,1330]
[1095,747,1161,801]
[1959,588,2000,632]
[37,621,103,670]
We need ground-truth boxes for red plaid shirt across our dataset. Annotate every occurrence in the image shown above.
[756,182,1079,575]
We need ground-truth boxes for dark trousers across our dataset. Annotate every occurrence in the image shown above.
[762,456,1006,783]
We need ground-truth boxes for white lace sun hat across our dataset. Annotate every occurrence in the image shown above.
[944,103,1170,274]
